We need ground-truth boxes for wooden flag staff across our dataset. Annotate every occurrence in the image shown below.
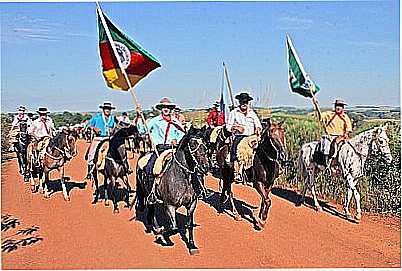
[96,2,158,156]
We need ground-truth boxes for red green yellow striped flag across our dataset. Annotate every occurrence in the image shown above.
[97,8,161,90]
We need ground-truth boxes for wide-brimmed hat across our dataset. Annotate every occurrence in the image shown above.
[213,100,219,107]
[334,99,347,106]
[17,105,27,112]
[235,92,253,102]
[155,97,176,110]
[37,107,49,114]
[173,107,182,112]
[99,102,116,110]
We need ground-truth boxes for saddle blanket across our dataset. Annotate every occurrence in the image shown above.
[96,141,109,170]
[210,126,223,143]
[236,134,259,170]
[137,149,174,176]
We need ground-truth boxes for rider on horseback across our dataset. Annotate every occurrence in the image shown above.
[118,112,131,125]
[11,105,32,131]
[207,100,225,128]
[29,107,56,166]
[314,99,353,172]
[145,98,186,204]
[85,102,118,179]
[226,93,262,183]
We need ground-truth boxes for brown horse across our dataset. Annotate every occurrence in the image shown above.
[215,120,287,229]
[27,129,78,200]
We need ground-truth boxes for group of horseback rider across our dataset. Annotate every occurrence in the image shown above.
[10,106,56,169]
[10,93,352,205]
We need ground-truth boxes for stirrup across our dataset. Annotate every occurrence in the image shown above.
[146,192,163,205]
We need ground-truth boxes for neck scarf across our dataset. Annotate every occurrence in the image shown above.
[162,114,185,144]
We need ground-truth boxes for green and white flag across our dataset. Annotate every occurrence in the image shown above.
[286,35,320,98]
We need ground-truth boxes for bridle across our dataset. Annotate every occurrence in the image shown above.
[45,133,77,161]
[173,137,208,175]
[259,127,286,165]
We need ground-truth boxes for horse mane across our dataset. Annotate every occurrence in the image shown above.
[48,132,65,149]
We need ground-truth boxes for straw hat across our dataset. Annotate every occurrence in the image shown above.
[155,97,176,110]
[334,99,347,106]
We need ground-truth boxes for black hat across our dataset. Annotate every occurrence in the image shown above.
[334,99,347,106]
[122,112,128,116]
[37,107,49,114]
[235,92,253,102]
[99,102,116,110]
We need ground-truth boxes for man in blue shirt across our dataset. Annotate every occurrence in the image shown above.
[144,98,186,204]
[85,102,117,179]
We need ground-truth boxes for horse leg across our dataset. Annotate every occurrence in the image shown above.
[60,166,70,201]
[345,174,361,220]
[111,177,119,214]
[92,170,99,204]
[165,205,178,232]
[43,170,50,198]
[255,182,269,228]
[310,185,322,212]
[186,199,199,255]
[104,175,110,207]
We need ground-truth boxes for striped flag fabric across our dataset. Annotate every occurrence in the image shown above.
[97,7,161,91]
[286,35,320,98]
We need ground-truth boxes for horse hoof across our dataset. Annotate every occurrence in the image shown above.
[355,212,362,221]
[154,227,164,235]
[113,209,119,214]
[44,194,50,199]
[105,201,109,206]
[234,214,241,221]
[91,199,98,205]
[189,248,200,255]
[315,206,322,212]
[64,196,70,202]
[257,218,266,229]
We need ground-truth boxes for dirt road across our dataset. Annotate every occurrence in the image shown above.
[1,140,400,268]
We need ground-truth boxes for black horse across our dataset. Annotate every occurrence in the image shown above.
[13,121,31,182]
[92,125,139,213]
[135,126,209,255]
[215,119,288,229]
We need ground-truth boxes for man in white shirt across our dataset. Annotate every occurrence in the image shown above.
[29,107,55,164]
[226,93,262,182]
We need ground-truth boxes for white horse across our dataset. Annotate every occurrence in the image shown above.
[297,125,393,221]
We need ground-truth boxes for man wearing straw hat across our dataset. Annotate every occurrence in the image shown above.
[29,107,56,165]
[144,97,186,204]
[9,105,32,154]
[11,105,32,130]
[315,99,353,170]
[85,102,117,179]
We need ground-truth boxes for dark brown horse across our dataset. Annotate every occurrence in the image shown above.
[27,129,78,200]
[215,120,287,229]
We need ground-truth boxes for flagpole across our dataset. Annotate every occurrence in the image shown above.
[223,62,235,110]
[96,2,159,155]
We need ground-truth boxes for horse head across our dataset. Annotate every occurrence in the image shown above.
[261,119,288,166]
[64,128,78,158]
[178,126,210,175]
[370,125,393,164]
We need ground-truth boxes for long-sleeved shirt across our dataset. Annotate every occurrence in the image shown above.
[207,109,225,127]
[147,115,185,145]
[30,117,55,138]
[320,111,353,136]
[89,112,116,137]
[12,114,32,130]
[226,107,262,136]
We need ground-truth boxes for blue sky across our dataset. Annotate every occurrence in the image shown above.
[1,1,400,112]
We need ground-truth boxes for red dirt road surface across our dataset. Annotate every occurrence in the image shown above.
[2,140,400,269]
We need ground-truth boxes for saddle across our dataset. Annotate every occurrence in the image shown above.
[137,149,174,176]
[236,135,259,170]
[96,141,109,170]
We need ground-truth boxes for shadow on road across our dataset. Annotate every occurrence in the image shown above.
[45,176,87,197]
[1,214,43,253]
[201,188,261,230]
[271,187,359,223]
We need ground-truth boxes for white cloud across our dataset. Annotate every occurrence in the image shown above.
[277,15,314,30]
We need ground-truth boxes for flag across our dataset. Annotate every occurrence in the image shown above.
[97,8,161,91]
[286,35,320,98]
[219,90,225,123]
